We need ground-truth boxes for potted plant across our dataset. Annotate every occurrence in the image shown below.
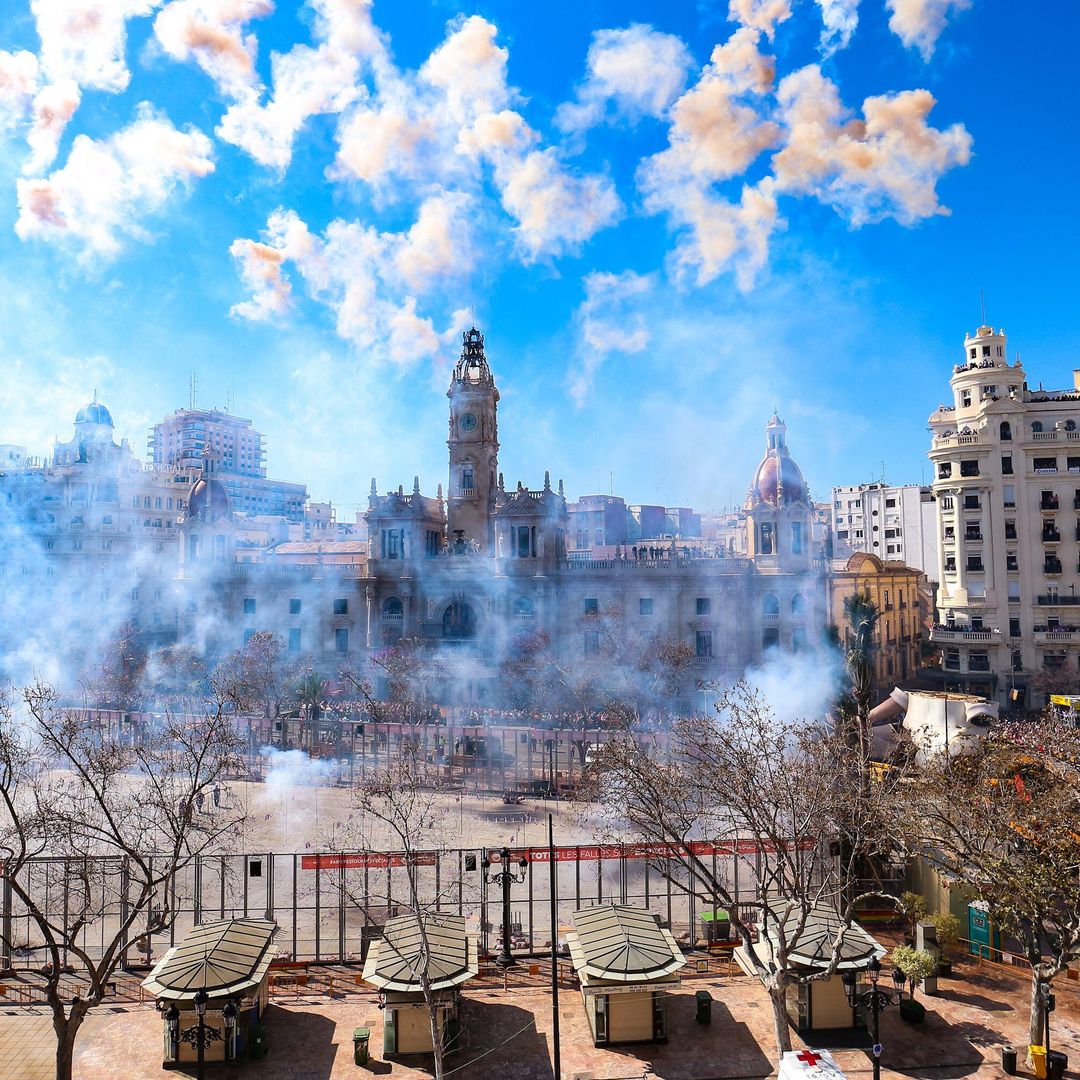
[930,912,960,976]
[891,945,938,1019]
[899,892,928,944]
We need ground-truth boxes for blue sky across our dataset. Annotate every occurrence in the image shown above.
[0,0,1076,516]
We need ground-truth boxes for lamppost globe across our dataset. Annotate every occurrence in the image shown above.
[193,988,209,1018]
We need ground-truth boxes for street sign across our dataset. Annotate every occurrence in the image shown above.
[872,1044,882,1057]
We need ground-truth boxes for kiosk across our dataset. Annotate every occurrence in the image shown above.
[567,904,686,1046]
[735,903,885,1037]
[362,912,477,1057]
[142,918,276,1068]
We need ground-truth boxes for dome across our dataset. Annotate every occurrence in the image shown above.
[187,476,231,521]
[749,412,807,507]
[75,401,113,427]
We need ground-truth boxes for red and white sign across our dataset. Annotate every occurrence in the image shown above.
[778,1049,847,1079]
[488,839,816,864]
[301,852,438,870]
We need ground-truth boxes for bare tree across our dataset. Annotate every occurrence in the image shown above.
[344,748,458,1080]
[212,629,307,751]
[0,681,246,1080]
[907,718,1080,1061]
[85,620,147,712]
[144,643,209,705]
[590,682,907,1056]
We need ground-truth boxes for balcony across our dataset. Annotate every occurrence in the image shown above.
[1033,431,1059,441]
[1034,466,1059,474]
[1043,530,1062,543]
[930,627,999,643]
[1041,499,1060,512]
[968,658,992,673]
[459,487,476,498]
[966,561,985,573]
[1034,628,1080,643]
[1044,560,1064,576]
[964,531,984,542]
[1037,594,1080,605]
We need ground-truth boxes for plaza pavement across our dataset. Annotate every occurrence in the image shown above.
[1,953,1077,1080]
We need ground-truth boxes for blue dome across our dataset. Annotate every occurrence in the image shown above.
[75,401,114,427]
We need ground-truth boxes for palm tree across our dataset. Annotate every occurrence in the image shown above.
[296,672,329,756]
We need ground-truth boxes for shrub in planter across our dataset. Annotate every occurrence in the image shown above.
[891,945,938,998]
[900,998,927,1024]
[930,913,961,972]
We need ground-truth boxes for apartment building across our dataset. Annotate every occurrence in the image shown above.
[831,483,938,580]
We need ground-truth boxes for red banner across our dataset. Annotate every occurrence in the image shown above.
[489,838,817,863]
[301,852,438,870]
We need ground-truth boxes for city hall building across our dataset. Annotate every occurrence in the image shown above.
[177,329,828,705]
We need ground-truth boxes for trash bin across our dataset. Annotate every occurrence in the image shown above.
[249,1022,267,1060]
[1001,1046,1017,1075]
[695,990,713,1025]
[1048,1051,1068,1080]
[1031,1045,1048,1080]
[353,1027,371,1066]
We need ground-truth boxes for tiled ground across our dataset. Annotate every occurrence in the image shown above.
[1,956,1077,1080]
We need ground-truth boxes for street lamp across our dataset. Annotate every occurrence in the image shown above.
[482,846,529,967]
[165,1002,180,1063]
[193,988,209,1080]
[841,957,907,1080]
[222,999,238,1063]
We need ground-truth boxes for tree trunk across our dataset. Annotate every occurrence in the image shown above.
[53,1007,85,1080]
[1028,972,1046,1063]
[769,980,793,1056]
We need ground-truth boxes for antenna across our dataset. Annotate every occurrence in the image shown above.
[979,289,987,325]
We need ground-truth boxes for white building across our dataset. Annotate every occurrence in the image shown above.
[831,482,939,580]
[928,323,1080,707]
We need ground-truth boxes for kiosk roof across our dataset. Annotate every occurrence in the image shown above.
[569,905,685,983]
[362,913,478,992]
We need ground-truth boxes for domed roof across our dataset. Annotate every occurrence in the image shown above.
[75,401,113,427]
[749,412,807,507]
[187,476,231,522]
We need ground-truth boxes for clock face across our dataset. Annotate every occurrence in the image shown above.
[460,412,478,432]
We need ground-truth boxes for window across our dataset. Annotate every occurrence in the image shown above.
[1068,420,1078,432]
[1069,457,1080,473]
[513,596,535,618]
[999,421,1012,441]
[1032,421,1044,433]
[696,597,711,616]
[941,495,954,510]
[1008,580,1021,600]
[1010,618,1021,637]
[289,598,301,615]
[382,528,403,559]
[959,460,979,477]
[425,530,440,557]
[382,597,402,617]
[961,392,972,408]
[584,630,600,656]
[243,598,256,614]
[1034,457,1058,473]
[762,628,780,650]
[762,593,780,616]
[886,497,896,508]
[938,463,952,479]
[1003,485,1016,507]
[288,628,301,652]
[696,631,712,658]
[944,648,960,671]
[1012,650,1023,673]
[461,465,474,493]
[243,629,256,644]
[639,598,653,616]
[790,521,803,554]
[515,525,533,558]
[334,598,348,615]
[1006,553,1019,571]
[1001,456,1013,475]
[791,594,806,616]
[759,521,773,554]
[967,556,984,571]
[335,628,349,653]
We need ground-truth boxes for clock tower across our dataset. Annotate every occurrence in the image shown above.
[447,327,499,552]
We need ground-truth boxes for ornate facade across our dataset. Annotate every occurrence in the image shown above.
[179,329,828,707]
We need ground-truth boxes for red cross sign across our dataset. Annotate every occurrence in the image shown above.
[797,1051,822,1066]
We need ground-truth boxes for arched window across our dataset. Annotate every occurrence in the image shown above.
[166,497,173,510]
[791,593,806,617]
[1067,420,1077,432]
[442,601,476,639]
[999,421,1011,441]
[143,496,151,508]
[514,596,535,617]
[1032,421,1043,433]
[154,497,162,509]
[382,597,403,617]
[762,593,780,616]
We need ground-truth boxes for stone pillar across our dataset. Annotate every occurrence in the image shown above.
[916,920,939,995]
[365,585,374,649]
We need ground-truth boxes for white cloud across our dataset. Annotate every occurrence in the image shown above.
[489,147,621,260]
[816,0,860,56]
[886,0,971,61]
[230,194,474,365]
[570,270,653,404]
[15,104,214,258]
[153,0,273,98]
[556,25,694,132]
[18,0,158,171]
[639,29,780,288]
[216,0,382,169]
[0,50,40,129]
[771,64,973,226]
[727,0,793,40]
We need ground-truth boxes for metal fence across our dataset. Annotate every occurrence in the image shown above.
[2,841,824,970]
